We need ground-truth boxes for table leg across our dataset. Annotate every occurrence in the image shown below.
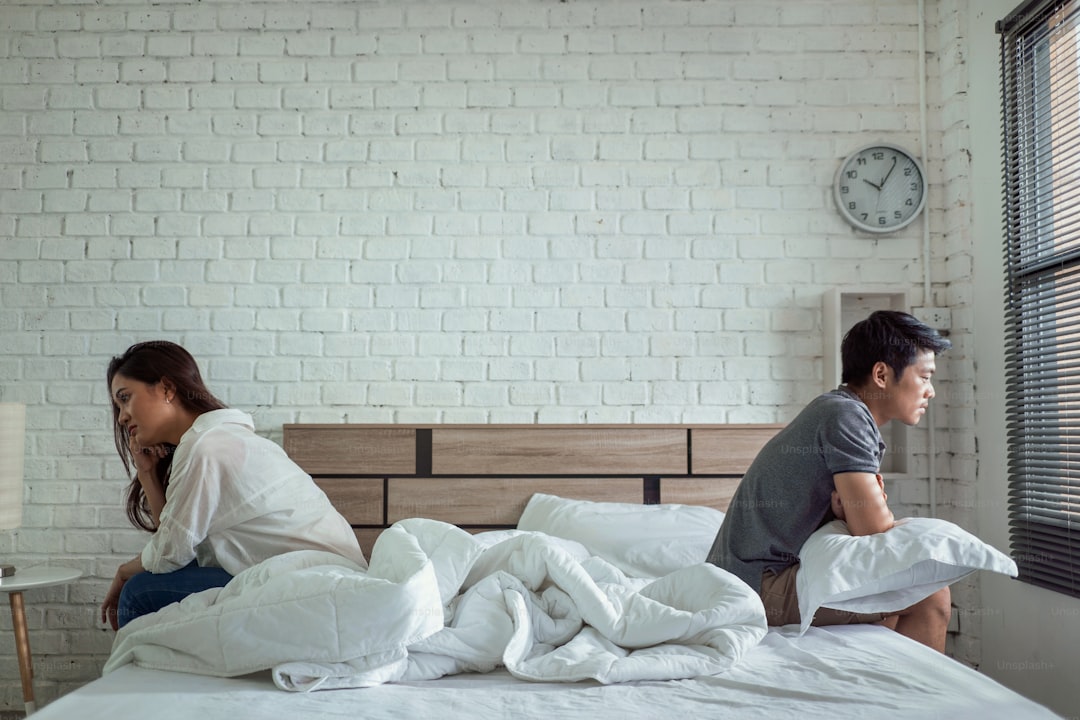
[9,591,36,715]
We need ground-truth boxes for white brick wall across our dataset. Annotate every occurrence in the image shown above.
[930,0,979,667]
[0,0,978,708]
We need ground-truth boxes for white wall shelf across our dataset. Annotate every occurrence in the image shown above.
[823,287,911,477]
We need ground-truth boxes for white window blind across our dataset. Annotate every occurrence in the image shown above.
[1000,0,1080,599]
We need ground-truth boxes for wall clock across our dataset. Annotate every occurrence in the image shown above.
[833,142,927,233]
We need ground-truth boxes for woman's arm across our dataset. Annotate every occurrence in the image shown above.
[130,436,169,526]
[140,439,225,574]
[137,466,165,526]
[100,555,145,631]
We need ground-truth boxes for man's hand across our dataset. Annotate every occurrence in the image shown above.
[830,488,847,521]
[832,472,894,535]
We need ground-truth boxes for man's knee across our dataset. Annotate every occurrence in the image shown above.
[927,585,952,619]
[907,586,951,622]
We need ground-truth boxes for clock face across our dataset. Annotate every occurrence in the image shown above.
[834,144,926,233]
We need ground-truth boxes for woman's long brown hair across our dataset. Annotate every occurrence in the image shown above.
[107,341,227,532]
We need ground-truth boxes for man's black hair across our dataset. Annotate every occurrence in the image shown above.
[840,310,951,386]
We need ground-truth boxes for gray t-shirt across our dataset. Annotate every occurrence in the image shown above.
[706,386,885,592]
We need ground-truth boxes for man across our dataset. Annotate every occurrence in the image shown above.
[707,310,953,652]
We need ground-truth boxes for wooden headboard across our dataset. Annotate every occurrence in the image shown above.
[283,423,783,555]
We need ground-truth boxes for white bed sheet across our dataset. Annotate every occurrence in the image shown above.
[33,625,1059,720]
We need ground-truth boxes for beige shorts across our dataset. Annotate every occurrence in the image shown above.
[760,563,886,627]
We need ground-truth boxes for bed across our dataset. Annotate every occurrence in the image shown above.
[31,423,1060,719]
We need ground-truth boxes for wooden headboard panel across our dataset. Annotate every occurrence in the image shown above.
[283,423,783,555]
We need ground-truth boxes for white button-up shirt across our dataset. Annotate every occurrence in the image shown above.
[141,409,366,575]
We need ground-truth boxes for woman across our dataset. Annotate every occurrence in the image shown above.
[101,341,366,630]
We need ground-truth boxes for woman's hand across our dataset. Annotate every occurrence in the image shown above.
[128,433,169,476]
[128,435,169,525]
[100,556,144,631]
[100,572,124,631]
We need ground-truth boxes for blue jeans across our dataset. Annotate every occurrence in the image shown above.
[117,563,233,628]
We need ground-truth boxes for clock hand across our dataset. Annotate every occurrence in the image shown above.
[863,178,881,191]
[879,156,897,187]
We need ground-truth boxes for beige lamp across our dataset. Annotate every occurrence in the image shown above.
[0,402,25,577]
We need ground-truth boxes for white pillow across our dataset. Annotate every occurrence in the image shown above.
[795,517,1018,634]
[516,492,725,578]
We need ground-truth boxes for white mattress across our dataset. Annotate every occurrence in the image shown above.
[33,625,1059,720]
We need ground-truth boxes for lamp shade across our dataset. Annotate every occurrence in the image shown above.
[0,402,25,531]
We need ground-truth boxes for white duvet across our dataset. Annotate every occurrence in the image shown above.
[103,518,768,691]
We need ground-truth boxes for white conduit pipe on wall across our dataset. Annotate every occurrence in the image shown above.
[917,0,938,518]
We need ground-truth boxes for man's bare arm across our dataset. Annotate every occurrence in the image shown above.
[832,471,894,536]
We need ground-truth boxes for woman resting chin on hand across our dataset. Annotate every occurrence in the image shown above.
[102,341,366,631]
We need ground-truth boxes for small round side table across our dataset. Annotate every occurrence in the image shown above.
[0,566,82,716]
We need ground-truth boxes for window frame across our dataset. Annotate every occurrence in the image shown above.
[1000,0,1080,600]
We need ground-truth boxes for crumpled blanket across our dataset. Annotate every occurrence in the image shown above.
[104,518,767,692]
